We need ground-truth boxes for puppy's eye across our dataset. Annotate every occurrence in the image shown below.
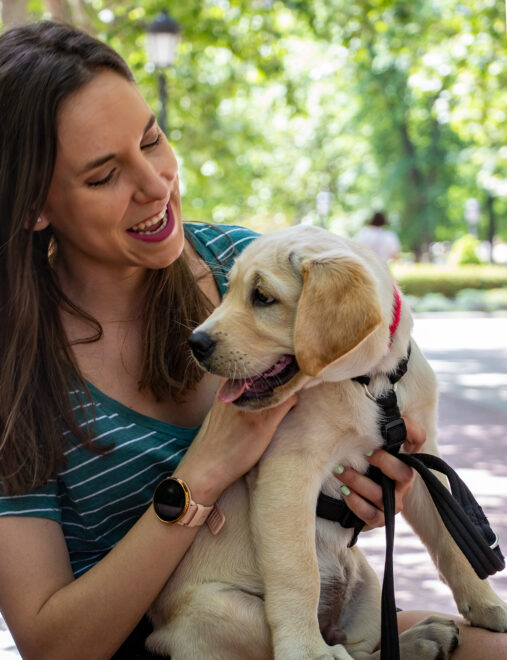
[252,288,276,306]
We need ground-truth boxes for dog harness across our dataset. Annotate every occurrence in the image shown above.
[316,288,505,660]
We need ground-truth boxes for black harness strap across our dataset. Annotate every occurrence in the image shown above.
[315,346,504,660]
[316,354,409,547]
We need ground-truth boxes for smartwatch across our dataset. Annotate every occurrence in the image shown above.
[153,477,225,535]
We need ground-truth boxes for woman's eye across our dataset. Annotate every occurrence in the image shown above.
[142,131,162,149]
[252,289,276,306]
[87,169,115,187]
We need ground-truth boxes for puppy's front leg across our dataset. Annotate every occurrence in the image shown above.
[402,440,507,633]
[251,451,352,660]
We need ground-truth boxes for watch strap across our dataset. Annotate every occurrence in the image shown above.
[182,500,213,527]
[182,501,225,535]
[205,505,226,535]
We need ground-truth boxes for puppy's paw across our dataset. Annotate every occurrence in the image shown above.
[399,616,460,660]
[459,594,507,632]
[321,623,347,646]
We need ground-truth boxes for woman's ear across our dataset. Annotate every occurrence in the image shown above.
[24,215,50,231]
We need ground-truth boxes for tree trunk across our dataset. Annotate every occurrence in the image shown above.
[45,0,73,24]
[399,118,429,260]
[2,0,27,29]
[486,193,496,263]
[68,0,96,34]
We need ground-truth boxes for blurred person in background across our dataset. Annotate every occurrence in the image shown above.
[356,211,401,262]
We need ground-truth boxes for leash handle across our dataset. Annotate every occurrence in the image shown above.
[397,454,505,579]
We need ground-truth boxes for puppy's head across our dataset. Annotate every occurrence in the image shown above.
[189,226,385,410]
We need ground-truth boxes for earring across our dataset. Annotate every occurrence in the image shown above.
[36,218,42,224]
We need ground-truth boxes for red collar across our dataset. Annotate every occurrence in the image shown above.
[388,286,402,347]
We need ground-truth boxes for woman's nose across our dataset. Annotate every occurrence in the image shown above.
[132,157,175,204]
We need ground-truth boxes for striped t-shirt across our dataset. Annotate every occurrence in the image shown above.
[0,223,258,577]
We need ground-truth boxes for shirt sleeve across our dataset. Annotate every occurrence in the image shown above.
[0,478,62,523]
[185,223,260,295]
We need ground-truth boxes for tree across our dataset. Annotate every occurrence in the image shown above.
[2,0,27,29]
[1,0,506,252]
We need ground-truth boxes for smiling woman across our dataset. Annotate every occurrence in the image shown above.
[0,21,290,660]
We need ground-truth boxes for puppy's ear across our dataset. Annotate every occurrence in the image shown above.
[294,256,382,376]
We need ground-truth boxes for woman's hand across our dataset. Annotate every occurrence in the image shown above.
[175,391,299,504]
[336,417,426,530]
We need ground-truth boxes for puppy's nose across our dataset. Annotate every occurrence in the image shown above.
[188,330,216,361]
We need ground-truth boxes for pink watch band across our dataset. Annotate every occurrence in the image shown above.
[181,500,226,535]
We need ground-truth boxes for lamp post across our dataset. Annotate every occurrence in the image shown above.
[146,12,181,136]
[316,188,332,228]
[464,197,481,238]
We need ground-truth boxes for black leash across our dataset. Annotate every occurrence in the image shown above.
[316,345,504,659]
[396,452,504,579]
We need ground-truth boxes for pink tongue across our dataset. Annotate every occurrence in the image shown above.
[217,355,293,404]
[218,379,248,403]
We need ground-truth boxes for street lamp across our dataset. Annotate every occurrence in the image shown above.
[316,188,332,228]
[464,198,481,237]
[146,11,181,136]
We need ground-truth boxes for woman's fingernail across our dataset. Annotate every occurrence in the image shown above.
[365,450,374,457]
[333,464,345,475]
[340,485,351,496]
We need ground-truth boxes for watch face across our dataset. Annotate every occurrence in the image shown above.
[153,478,189,523]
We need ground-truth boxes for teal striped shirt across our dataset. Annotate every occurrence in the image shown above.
[0,223,258,577]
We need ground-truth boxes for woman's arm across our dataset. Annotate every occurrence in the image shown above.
[0,510,202,660]
[0,395,297,660]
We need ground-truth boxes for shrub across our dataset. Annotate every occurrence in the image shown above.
[412,293,455,313]
[484,288,507,312]
[454,288,488,312]
[402,285,507,313]
[448,234,483,265]
[392,263,507,298]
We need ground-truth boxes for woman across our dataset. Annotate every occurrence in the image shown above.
[0,21,504,660]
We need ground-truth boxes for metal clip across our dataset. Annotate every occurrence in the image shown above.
[361,383,377,402]
[490,532,500,550]
[361,382,397,402]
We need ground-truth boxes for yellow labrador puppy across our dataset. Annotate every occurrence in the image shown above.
[147,225,507,660]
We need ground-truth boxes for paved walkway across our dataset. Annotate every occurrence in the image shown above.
[1,314,506,656]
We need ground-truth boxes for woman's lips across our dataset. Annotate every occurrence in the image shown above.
[128,205,167,233]
[127,204,175,243]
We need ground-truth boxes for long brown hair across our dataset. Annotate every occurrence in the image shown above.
[0,22,213,496]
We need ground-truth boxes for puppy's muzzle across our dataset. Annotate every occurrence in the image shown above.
[188,330,216,362]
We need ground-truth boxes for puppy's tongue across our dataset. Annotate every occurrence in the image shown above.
[217,355,294,403]
[218,379,248,403]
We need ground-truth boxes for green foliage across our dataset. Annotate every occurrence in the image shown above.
[392,263,507,297]
[484,287,507,311]
[406,287,507,313]
[3,0,507,246]
[454,288,490,311]
[412,293,454,313]
[447,234,483,265]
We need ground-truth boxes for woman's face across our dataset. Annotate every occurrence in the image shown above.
[41,69,185,281]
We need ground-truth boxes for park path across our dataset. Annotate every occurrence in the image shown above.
[1,313,506,657]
